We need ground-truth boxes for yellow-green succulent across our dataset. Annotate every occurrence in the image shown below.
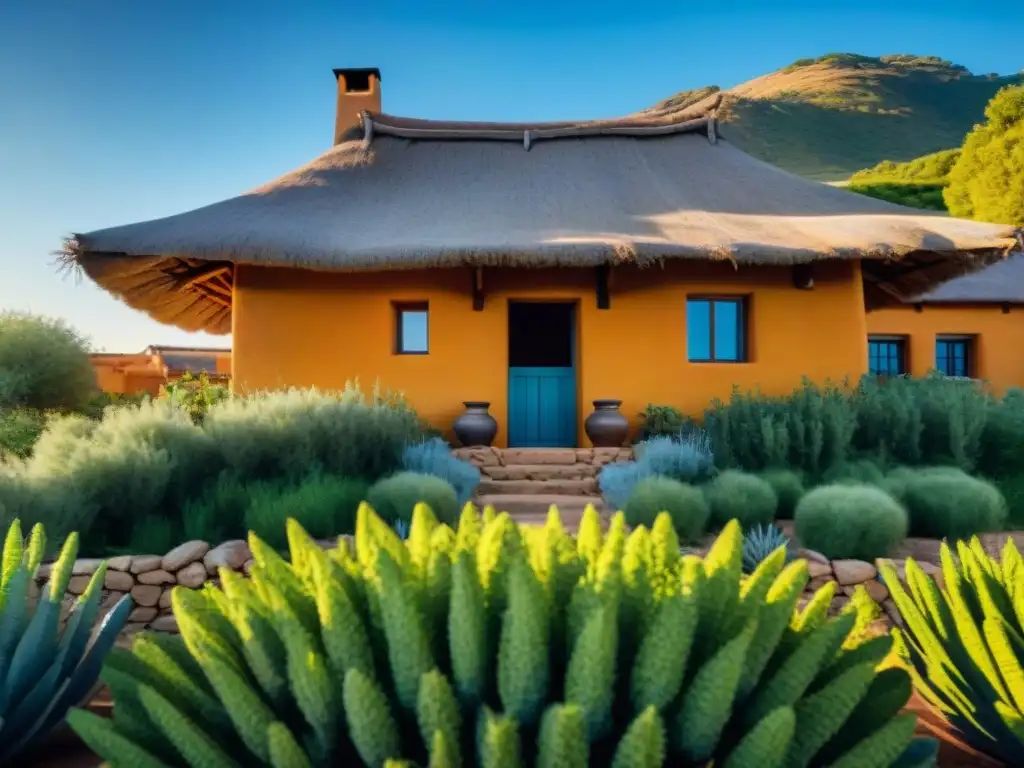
[70,503,934,766]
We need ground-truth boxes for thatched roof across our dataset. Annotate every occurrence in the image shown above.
[63,93,1020,334]
[915,254,1024,304]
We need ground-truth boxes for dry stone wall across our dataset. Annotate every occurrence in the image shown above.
[34,524,929,641]
[35,538,257,637]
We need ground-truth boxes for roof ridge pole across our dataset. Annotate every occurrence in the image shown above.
[361,110,375,147]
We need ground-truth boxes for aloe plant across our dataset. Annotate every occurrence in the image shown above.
[882,536,1024,764]
[71,507,933,766]
[0,519,133,761]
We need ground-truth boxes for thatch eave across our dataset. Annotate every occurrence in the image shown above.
[61,105,1021,334]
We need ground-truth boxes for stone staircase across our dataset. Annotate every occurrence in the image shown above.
[454,446,633,529]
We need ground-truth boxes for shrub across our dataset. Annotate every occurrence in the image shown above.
[703,470,777,530]
[820,458,886,487]
[0,312,96,412]
[634,433,715,483]
[0,520,132,762]
[244,473,370,549]
[159,372,230,424]
[704,379,855,477]
[367,471,459,526]
[758,468,805,518]
[0,407,48,459]
[980,388,1024,478]
[852,374,991,472]
[1,385,430,554]
[598,460,651,511]
[401,437,481,505]
[598,432,714,512]
[70,510,934,766]
[635,403,696,441]
[883,538,1024,763]
[996,473,1024,529]
[126,514,180,556]
[623,476,710,539]
[181,471,253,544]
[795,484,909,560]
[885,467,1007,540]
[203,385,424,483]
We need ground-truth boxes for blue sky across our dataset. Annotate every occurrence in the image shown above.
[1,1,1020,351]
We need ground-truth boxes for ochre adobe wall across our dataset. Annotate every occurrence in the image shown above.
[867,304,1024,393]
[232,260,869,445]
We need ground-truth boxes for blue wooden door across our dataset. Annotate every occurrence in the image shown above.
[508,367,577,447]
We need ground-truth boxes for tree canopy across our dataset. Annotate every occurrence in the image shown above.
[0,312,97,412]
[944,85,1024,226]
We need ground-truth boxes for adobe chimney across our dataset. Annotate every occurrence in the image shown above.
[333,67,381,145]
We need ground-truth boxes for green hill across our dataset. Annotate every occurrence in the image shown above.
[646,54,1021,181]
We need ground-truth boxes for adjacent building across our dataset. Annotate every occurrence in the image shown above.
[90,345,231,397]
[63,68,1019,446]
[866,255,1024,391]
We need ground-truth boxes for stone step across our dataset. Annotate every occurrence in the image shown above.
[478,478,599,496]
[483,464,600,481]
[497,447,629,466]
[476,494,606,529]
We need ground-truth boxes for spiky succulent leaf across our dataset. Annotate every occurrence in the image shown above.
[611,706,665,768]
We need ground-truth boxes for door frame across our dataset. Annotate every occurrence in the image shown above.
[506,299,580,448]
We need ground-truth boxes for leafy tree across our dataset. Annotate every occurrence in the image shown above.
[944,84,1024,225]
[0,312,96,411]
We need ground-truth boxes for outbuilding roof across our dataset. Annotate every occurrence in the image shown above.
[62,92,1020,334]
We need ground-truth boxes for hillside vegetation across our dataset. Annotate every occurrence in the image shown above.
[843,84,1024,225]
[846,149,961,211]
[646,54,1022,181]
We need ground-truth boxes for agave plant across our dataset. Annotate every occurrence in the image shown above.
[881,536,1024,764]
[741,523,792,574]
[71,506,934,767]
[0,519,133,762]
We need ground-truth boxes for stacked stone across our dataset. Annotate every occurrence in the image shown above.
[797,549,944,628]
[35,539,253,636]
[453,447,634,496]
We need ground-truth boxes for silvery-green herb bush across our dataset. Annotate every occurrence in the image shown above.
[0,519,132,762]
[71,506,935,767]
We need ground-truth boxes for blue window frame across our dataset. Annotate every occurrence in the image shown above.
[687,297,746,362]
[395,302,429,354]
[935,336,972,378]
[868,336,906,377]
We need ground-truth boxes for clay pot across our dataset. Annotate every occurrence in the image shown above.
[585,399,630,447]
[453,401,498,447]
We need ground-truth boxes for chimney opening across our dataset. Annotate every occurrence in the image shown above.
[344,70,372,93]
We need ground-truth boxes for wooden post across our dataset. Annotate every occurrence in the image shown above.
[596,264,611,309]
[472,267,485,311]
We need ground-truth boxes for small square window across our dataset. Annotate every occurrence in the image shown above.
[395,303,429,354]
[868,336,907,377]
[935,336,972,378]
[687,297,747,362]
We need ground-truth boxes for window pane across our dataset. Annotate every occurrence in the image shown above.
[687,301,711,361]
[400,310,428,353]
[935,341,949,374]
[713,301,740,361]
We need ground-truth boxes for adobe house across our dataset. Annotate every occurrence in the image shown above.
[89,345,231,397]
[62,67,1020,448]
[866,255,1024,390]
